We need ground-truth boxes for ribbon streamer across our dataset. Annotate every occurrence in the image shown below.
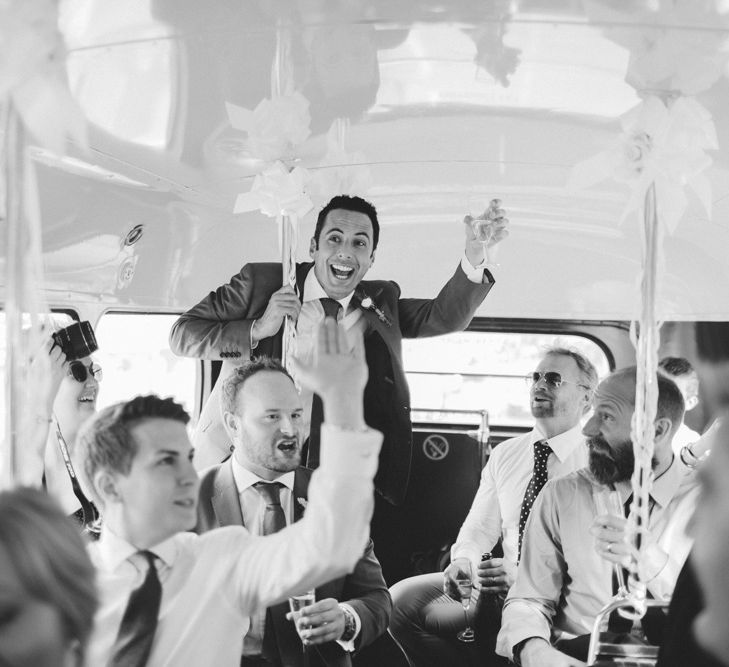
[624,184,662,618]
[569,95,716,234]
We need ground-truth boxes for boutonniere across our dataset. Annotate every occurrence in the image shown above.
[296,497,308,510]
[357,291,392,327]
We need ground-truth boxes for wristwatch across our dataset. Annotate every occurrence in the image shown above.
[339,605,357,642]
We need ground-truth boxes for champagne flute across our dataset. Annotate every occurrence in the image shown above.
[454,561,476,643]
[468,197,503,266]
[288,589,316,652]
[594,487,629,598]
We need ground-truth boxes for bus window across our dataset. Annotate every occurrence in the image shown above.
[403,331,610,427]
[94,313,197,420]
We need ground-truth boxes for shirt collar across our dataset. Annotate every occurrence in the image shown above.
[614,455,683,509]
[531,422,585,462]
[96,525,179,572]
[231,456,296,494]
[302,267,355,314]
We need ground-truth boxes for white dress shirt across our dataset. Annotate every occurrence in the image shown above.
[497,458,699,659]
[293,255,488,432]
[451,423,588,572]
[86,424,382,667]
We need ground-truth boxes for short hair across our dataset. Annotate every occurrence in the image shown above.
[610,366,685,435]
[220,357,294,416]
[544,346,599,391]
[77,395,189,504]
[696,322,729,363]
[0,487,97,653]
[659,356,695,378]
[313,195,380,251]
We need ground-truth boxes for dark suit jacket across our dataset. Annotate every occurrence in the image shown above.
[171,261,492,504]
[196,461,392,667]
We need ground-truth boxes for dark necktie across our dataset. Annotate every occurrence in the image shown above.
[307,298,343,469]
[111,551,162,667]
[518,440,552,562]
[319,297,342,320]
[253,482,289,662]
[254,481,287,535]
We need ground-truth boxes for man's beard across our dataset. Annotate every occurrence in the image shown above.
[588,435,635,485]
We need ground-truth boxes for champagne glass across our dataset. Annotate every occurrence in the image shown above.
[288,589,316,652]
[594,487,629,598]
[454,561,476,643]
[468,197,503,266]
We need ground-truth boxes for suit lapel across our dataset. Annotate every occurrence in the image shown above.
[211,460,245,528]
[295,263,313,302]
[292,469,310,523]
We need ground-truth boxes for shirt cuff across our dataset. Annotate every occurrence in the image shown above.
[336,603,361,652]
[319,424,383,479]
[640,543,670,584]
[460,254,495,284]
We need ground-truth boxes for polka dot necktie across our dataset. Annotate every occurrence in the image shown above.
[517,440,552,562]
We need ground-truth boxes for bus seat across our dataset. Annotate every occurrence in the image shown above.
[587,597,669,666]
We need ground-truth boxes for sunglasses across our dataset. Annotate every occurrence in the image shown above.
[68,361,103,383]
[525,371,589,390]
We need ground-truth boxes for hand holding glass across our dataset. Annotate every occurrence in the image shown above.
[594,488,628,598]
[288,589,316,650]
[469,198,507,265]
[453,560,476,643]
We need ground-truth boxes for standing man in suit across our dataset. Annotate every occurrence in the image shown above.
[170,194,508,509]
[197,357,392,667]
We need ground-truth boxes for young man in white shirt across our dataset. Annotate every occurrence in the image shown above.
[77,319,383,667]
[389,347,597,667]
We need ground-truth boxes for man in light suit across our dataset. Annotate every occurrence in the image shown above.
[196,357,392,667]
[170,194,508,510]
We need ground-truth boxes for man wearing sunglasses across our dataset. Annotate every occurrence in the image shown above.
[390,348,597,667]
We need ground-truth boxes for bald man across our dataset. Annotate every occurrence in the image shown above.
[498,368,698,667]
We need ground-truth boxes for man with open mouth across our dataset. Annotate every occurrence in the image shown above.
[171,193,508,583]
[196,356,391,667]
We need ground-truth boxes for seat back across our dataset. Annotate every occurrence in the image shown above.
[587,597,670,666]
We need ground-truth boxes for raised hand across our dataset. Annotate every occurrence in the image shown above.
[464,198,509,267]
[251,285,302,343]
[289,318,367,429]
[41,336,68,416]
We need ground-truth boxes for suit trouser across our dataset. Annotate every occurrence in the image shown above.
[390,573,482,667]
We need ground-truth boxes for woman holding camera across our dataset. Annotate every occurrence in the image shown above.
[35,322,102,526]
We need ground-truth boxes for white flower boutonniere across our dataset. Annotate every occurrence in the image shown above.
[296,497,308,511]
[358,293,392,327]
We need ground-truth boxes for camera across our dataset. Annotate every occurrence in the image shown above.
[51,321,98,361]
